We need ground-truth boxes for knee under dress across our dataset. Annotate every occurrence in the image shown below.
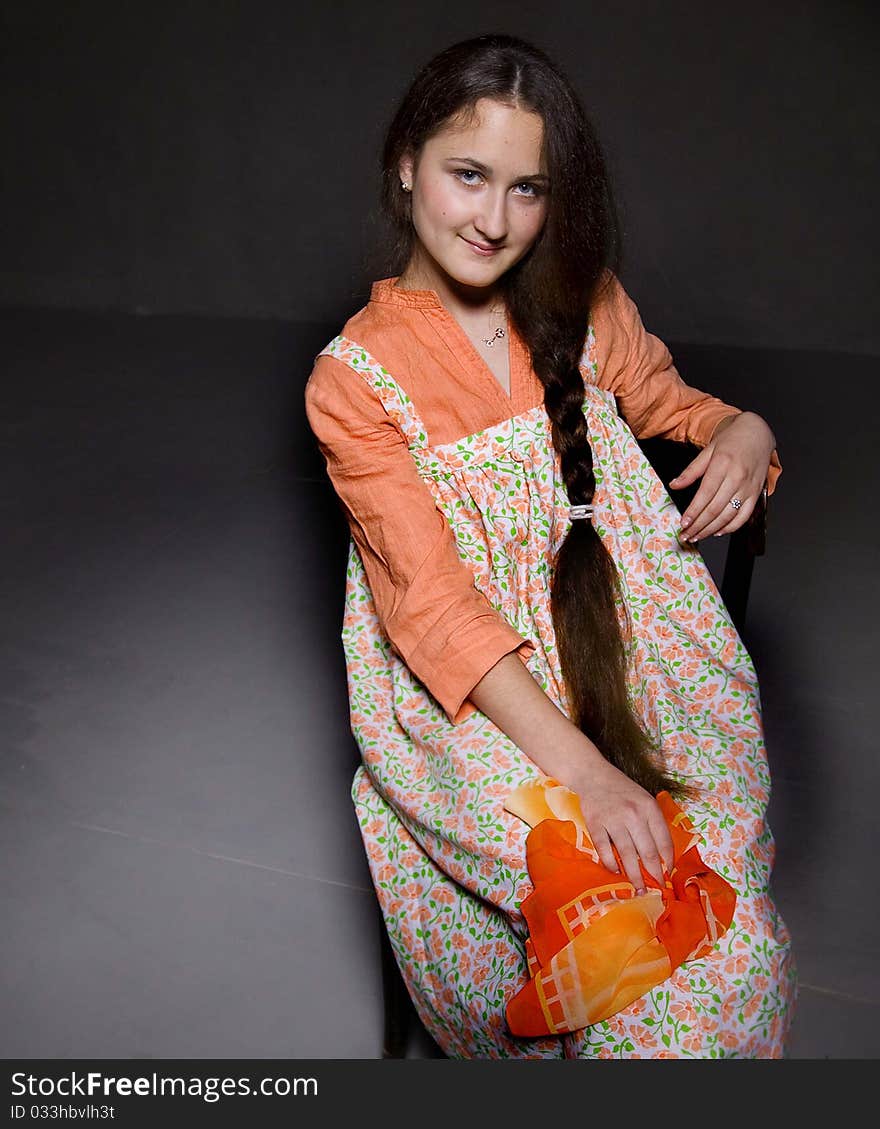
[304,274,797,1058]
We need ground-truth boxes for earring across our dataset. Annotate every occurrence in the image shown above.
[400,181,411,192]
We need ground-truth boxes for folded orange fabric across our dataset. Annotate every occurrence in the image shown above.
[503,779,736,1036]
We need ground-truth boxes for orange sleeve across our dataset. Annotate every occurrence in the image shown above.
[304,353,536,725]
[592,275,782,496]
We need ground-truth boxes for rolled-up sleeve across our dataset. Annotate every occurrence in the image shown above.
[593,274,782,495]
[304,353,535,724]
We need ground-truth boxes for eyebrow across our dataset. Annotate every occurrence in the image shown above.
[445,156,550,184]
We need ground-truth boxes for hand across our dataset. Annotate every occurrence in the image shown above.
[567,756,674,892]
[668,411,776,542]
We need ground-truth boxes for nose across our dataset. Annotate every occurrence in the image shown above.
[473,188,508,243]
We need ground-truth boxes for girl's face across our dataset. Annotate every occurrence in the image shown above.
[399,98,549,296]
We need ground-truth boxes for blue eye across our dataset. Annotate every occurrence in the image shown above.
[455,169,482,185]
[514,182,540,198]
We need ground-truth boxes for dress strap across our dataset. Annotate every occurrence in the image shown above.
[317,335,430,450]
[578,320,599,383]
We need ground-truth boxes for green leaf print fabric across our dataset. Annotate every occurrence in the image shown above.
[318,332,797,1059]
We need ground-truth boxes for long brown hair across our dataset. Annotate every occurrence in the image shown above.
[381,35,684,798]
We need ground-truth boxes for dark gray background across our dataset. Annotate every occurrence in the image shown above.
[2,1,878,1061]
[2,1,877,349]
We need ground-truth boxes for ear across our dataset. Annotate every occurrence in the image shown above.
[398,153,414,187]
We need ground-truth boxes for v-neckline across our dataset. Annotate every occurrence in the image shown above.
[435,304,519,413]
[377,276,530,414]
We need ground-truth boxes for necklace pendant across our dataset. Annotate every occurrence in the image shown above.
[483,326,505,348]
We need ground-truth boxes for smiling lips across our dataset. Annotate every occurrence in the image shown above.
[461,236,504,256]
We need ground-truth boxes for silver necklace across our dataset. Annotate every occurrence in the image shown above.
[482,307,507,348]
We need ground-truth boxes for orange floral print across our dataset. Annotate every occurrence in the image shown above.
[320,333,797,1059]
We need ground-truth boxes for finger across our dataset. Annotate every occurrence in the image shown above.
[706,495,756,539]
[668,447,710,491]
[590,826,620,877]
[677,460,731,536]
[607,827,645,893]
[677,467,732,537]
[692,487,755,541]
[681,469,742,541]
[627,827,664,888]
[645,806,675,876]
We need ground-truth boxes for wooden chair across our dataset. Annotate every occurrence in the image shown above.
[378,436,770,1057]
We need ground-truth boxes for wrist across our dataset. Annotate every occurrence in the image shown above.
[710,413,740,441]
[533,730,607,788]
[712,410,776,453]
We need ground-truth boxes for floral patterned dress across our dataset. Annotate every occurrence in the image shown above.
[310,298,797,1059]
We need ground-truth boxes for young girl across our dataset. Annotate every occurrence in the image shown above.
[305,34,797,1058]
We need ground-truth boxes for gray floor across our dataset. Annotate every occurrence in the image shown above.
[2,307,877,1059]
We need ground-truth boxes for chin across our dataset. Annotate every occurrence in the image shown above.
[450,271,503,291]
[444,256,508,290]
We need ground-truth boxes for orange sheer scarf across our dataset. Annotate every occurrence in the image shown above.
[503,779,736,1036]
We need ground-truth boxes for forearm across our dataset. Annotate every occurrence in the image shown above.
[468,651,603,782]
[471,652,674,890]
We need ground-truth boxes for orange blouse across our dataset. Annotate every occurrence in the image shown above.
[304,274,782,724]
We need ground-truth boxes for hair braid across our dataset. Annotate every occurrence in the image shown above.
[512,299,685,798]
